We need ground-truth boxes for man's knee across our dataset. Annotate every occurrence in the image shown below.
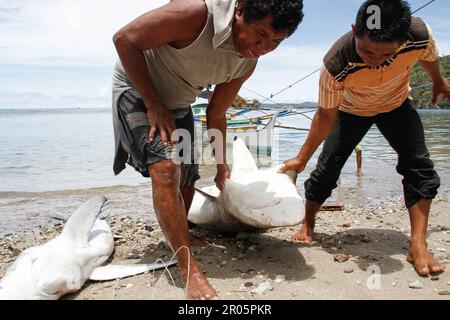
[149,160,180,186]
[402,167,440,208]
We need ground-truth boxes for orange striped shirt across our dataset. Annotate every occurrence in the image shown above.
[318,17,439,117]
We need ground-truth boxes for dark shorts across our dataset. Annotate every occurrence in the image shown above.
[116,89,200,187]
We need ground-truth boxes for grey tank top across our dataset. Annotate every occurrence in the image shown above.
[112,0,257,117]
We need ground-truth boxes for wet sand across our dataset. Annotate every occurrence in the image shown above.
[1,186,449,300]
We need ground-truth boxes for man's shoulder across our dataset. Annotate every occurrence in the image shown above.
[394,17,432,57]
[323,32,364,82]
[406,17,431,44]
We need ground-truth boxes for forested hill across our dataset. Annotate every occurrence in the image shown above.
[410,55,450,108]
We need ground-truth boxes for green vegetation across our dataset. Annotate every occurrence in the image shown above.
[410,55,450,108]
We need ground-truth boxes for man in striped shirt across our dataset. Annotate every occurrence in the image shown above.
[280,0,449,276]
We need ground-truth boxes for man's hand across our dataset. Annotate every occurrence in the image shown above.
[215,164,231,191]
[431,77,450,107]
[147,104,177,145]
[278,156,307,174]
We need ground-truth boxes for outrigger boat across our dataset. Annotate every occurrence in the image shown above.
[193,103,279,156]
[192,88,314,158]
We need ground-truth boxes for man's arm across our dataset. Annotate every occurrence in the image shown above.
[113,0,207,144]
[206,65,257,190]
[419,60,450,106]
[279,66,342,174]
[279,107,338,173]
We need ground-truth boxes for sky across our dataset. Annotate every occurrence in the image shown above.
[0,0,449,108]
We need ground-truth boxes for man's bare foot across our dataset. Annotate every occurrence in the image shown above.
[189,232,211,248]
[292,223,315,244]
[181,259,218,300]
[407,245,445,277]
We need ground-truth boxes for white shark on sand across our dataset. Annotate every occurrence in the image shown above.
[188,138,305,232]
[0,196,176,300]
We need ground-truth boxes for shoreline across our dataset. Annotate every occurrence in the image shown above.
[1,193,449,300]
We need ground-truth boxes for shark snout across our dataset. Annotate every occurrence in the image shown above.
[82,196,111,218]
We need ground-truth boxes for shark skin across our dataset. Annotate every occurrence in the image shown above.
[0,197,176,300]
[188,138,305,232]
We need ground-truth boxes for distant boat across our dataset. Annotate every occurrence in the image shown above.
[192,86,313,158]
[192,104,279,156]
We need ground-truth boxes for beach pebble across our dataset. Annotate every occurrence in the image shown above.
[439,290,450,296]
[409,280,424,289]
[344,268,354,274]
[144,226,154,232]
[430,276,440,281]
[211,244,227,251]
[7,245,20,256]
[252,282,273,295]
[334,254,350,263]
[248,245,257,251]
[244,282,254,288]
[274,275,286,283]
[157,240,166,248]
[125,284,134,289]
[127,253,141,260]
[437,248,447,253]
[447,281,450,286]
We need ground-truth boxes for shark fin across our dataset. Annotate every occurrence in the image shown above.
[61,196,110,246]
[231,138,257,178]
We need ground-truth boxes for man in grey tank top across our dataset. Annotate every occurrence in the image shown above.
[113,0,304,300]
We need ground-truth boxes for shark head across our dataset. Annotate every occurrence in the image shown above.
[29,196,113,298]
[0,196,114,300]
[30,252,83,298]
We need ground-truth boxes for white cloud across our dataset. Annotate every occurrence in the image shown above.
[1,0,448,105]
[0,0,324,102]
[99,85,111,99]
[242,44,327,102]
[0,0,170,65]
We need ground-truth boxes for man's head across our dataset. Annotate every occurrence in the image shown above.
[352,0,412,67]
[232,0,304,59]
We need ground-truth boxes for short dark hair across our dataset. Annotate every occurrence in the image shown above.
[355,0,412,43]
[240,0,304,37]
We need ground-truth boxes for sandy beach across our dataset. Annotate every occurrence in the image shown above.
[1,185,449,300]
